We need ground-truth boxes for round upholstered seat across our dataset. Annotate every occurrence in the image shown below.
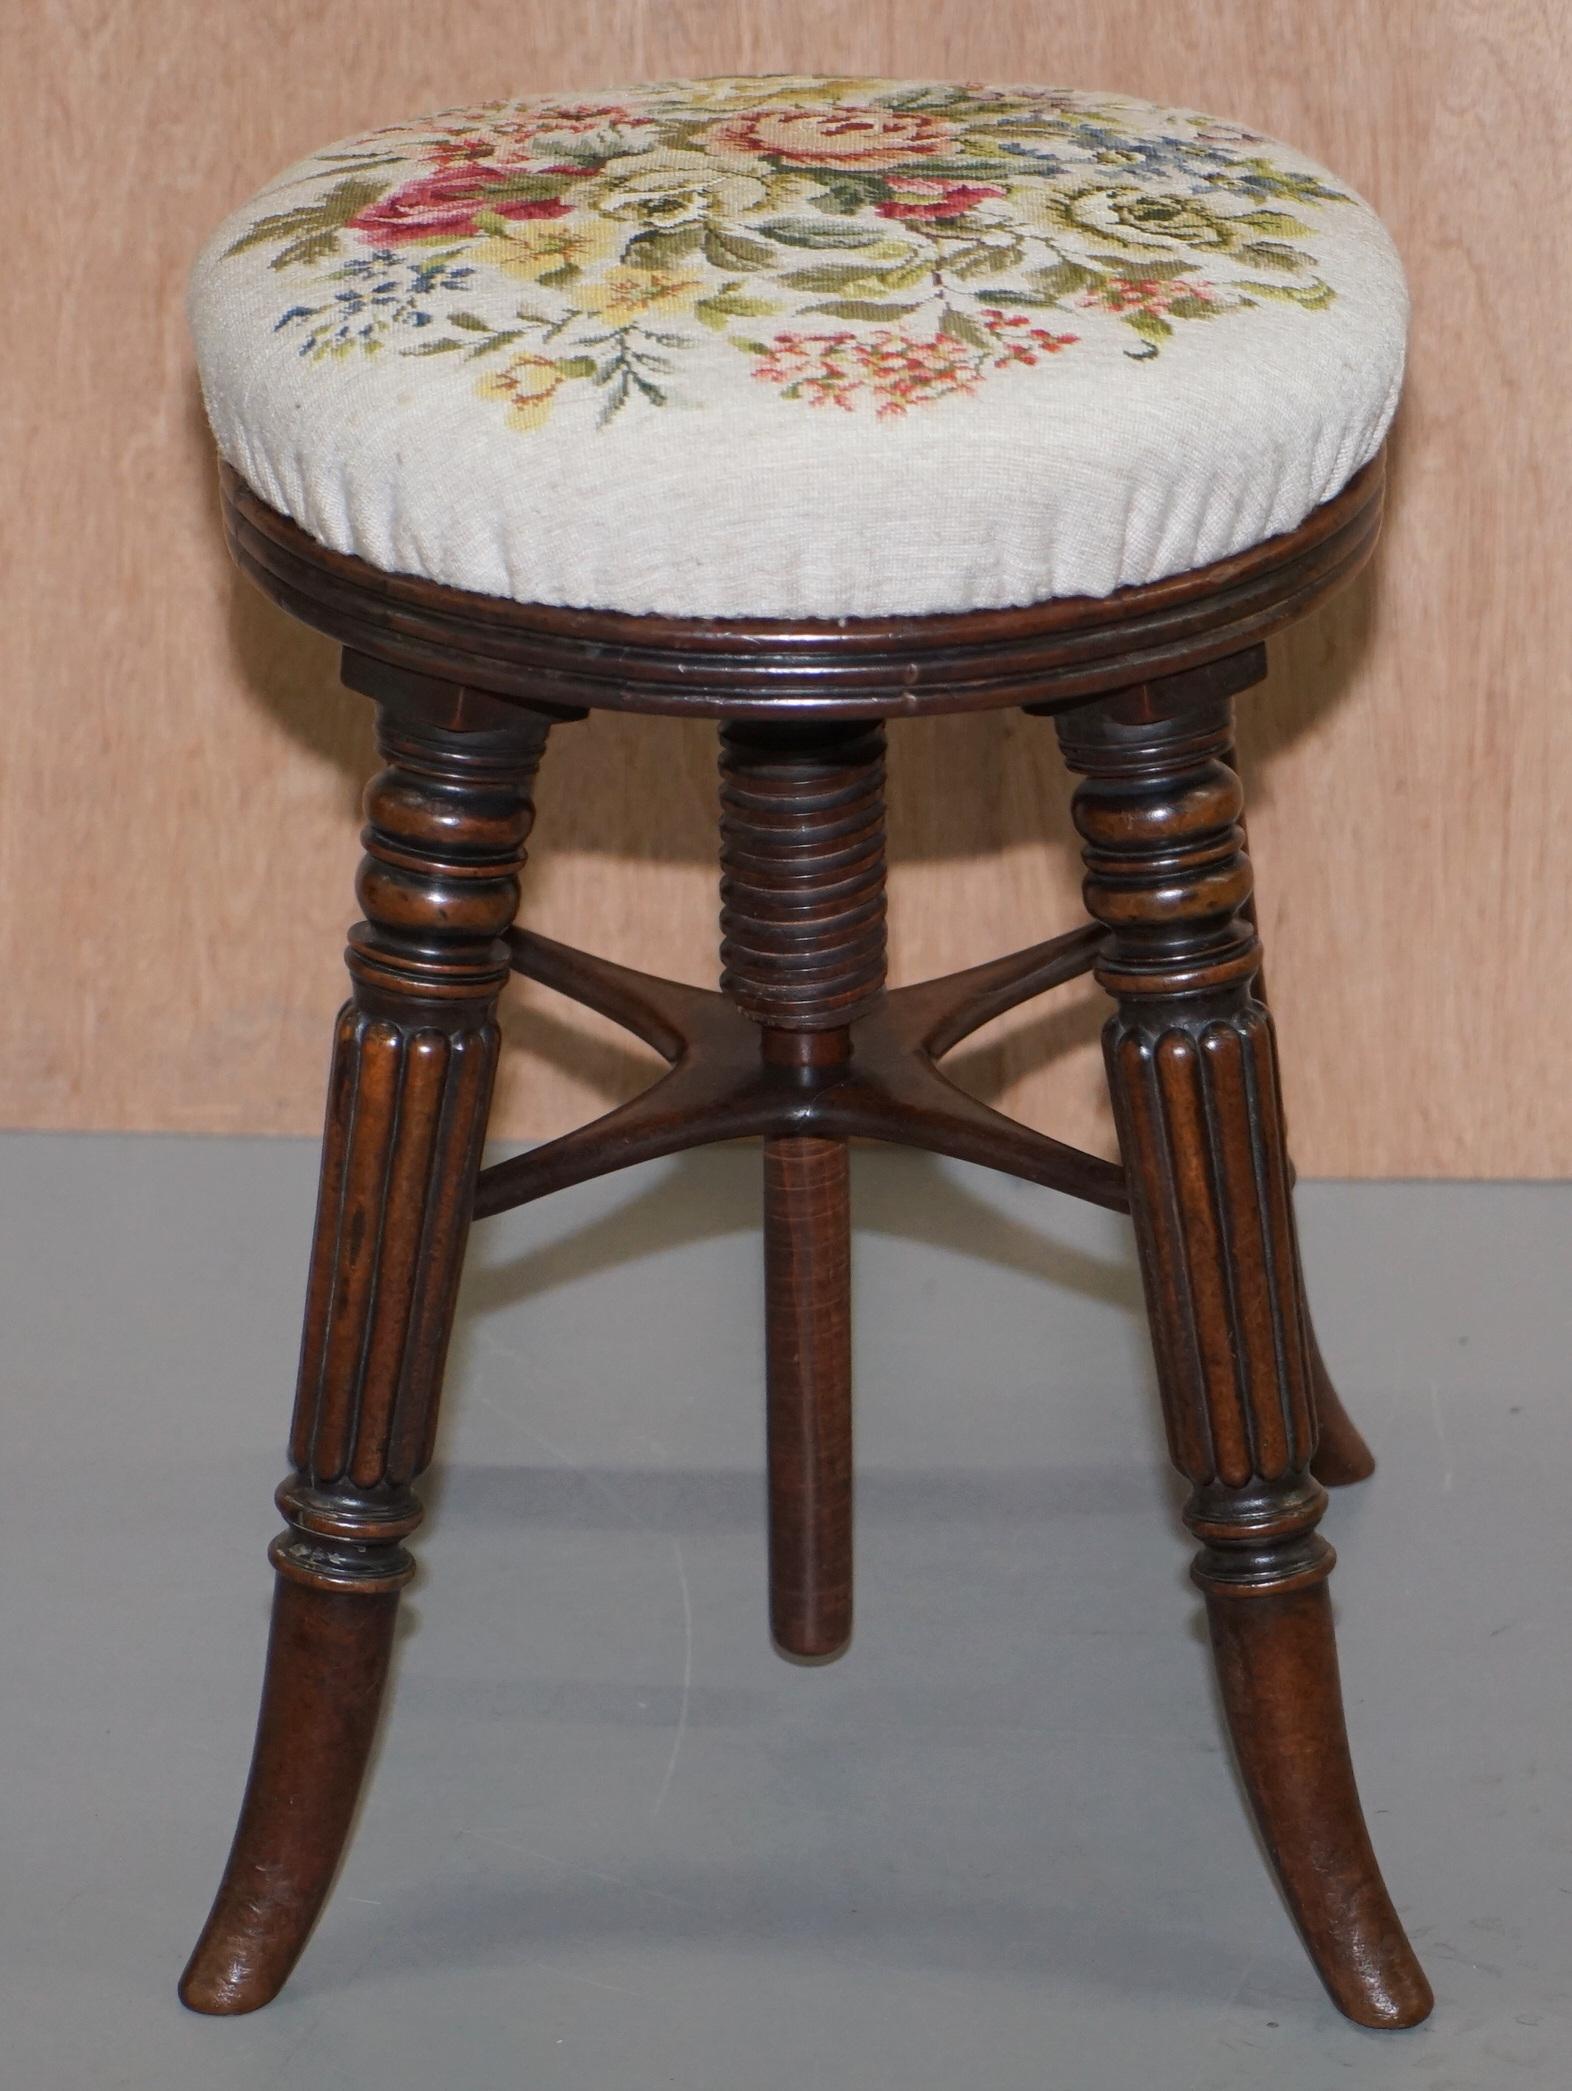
[190,75,1406,619]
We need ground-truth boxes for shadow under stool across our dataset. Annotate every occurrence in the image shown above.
[178,75,1431,2032]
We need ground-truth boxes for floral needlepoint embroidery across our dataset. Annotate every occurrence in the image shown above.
[226,76,1354,434]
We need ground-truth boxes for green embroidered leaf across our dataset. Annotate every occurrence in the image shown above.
[695,282,779,333]
[939,308,991,350]
[1122,310,1174,342]
[804,300,921,321]
[535,262,580,289]
[271,230,345,270]
[487,173,573,203]
[1236,209,1312,238]
[779,262,895,292]
[1235,276,1336,309]
[463,331,522,358]
[756,217,892,249]
[402,339,465,356]
[702,225,776,271]
[966,287,1063,307]
[448,311,495,332]
[944,239,1020,280]
[1088,254,1197,280]
[1234,240,1309,273]
[879,259,939,290]
[731,337,773,354]
[1167,296,1222,320]
[1030,260,1103,298]
[624,223,705,269]
[555,355,599,378]
[223,177,388,263]
[810,173,895,215]
[702,288,781,318]
[881,158,1023,181]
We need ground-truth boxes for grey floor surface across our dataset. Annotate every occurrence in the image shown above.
[2,1132,1569,2090]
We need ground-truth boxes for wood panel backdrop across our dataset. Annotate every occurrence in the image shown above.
[6,1,1568,1173]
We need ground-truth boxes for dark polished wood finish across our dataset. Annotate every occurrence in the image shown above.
[221,455,1383,720]
[181,704,551,2015]
[764,1134,854,1658]
[1222,743,1376,1491]
[185,452,1428,2028]
[719,719,887,1656]
[1056,682,1429,2027]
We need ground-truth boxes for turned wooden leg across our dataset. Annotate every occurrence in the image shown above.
[763,1134,853,1656]
[181,703,553,2014]
[1057,679,1431,2029]
[1225,745,1375,1489]
[719,721,886,1659]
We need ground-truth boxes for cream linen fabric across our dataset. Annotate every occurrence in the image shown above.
[189,76,1407,618]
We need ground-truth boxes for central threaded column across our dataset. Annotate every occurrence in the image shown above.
[719,720,888,1042]
[718,720,887,1657]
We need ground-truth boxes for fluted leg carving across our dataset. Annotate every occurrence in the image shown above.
[720,722,886,1657]
[1224,745,1374,1488]
[1058,683,1430,2029]
[181,705,553,2014]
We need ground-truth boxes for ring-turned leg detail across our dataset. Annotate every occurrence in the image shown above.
[719,720,886,1658]
[1057,683,1431,2029]
[180,706,553,2014]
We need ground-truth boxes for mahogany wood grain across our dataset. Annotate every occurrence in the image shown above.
[181,468,1429,2029]
[764,1135,854,1659]
[220,461,1382,722]
[181,705,551,2014]
[718,719,889,1652]
[1056,680,1429,2026]
[1223,740,1377,1490]
[1209,1583,1431,2026]
[178,1581,399,2012]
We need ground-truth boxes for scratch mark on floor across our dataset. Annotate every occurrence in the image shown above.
[1428,1378,1454,1493]
[651,1536,693,1821]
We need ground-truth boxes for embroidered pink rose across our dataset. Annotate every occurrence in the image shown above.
[1083,273,1219,315]
[875,177,1007,220]
[349,167,573,243]
[707,105,957,167]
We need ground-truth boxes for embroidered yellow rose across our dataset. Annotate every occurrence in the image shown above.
[475,351,569,429]
[1045,186,1306,256]
[576,265,706,327]
[473,216,619,281]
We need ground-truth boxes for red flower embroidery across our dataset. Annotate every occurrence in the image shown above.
[979,310,1080,365]
[349,167,572,243]
[875,177,1007,221]
[752,328,988,416]
[426,106,651,167]
[1083,273,1218,315]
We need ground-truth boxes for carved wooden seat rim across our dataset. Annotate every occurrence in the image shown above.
[220,454,1383,720]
